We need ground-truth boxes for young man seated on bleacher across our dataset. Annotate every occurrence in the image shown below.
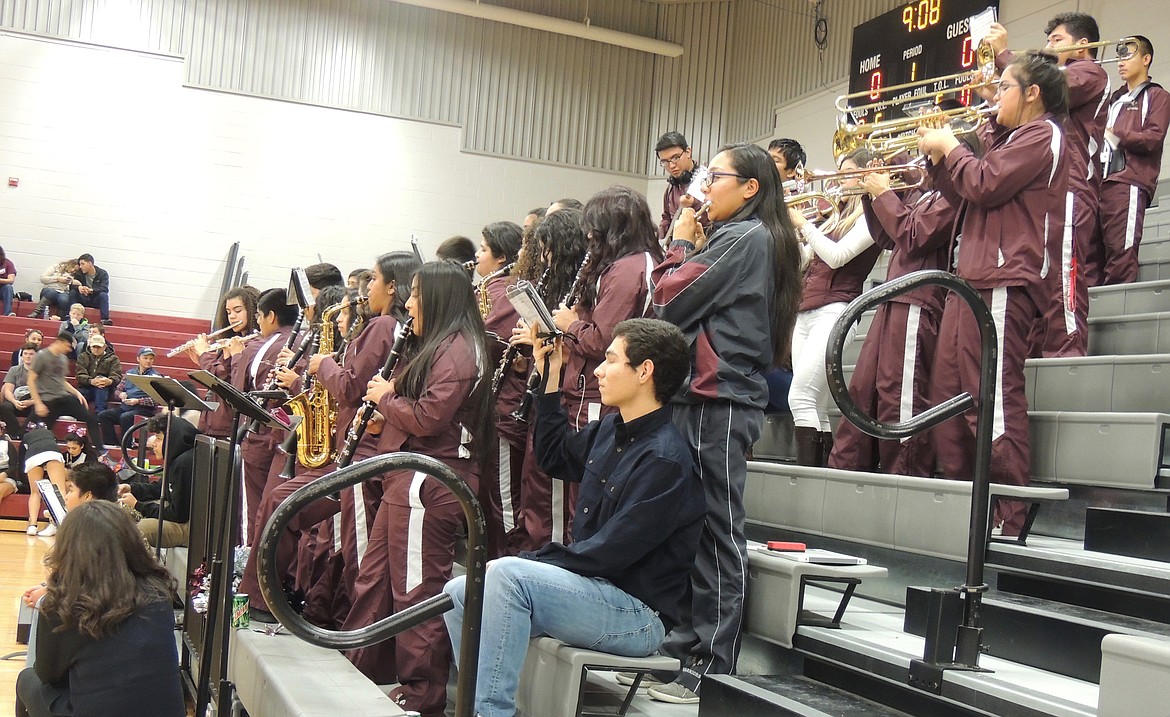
[1,343,39,439]
[443,319,706,717]
[97,347,161,448]
[76,335,122,414]
[68,253,112,326]
[118,414,200,548]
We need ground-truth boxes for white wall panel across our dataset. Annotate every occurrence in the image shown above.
[0,32,639,318]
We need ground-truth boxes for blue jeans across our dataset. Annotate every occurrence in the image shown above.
[80,385,110,413]
[0,284,12,315]
[68,287,109,320]
[444,557,665,717]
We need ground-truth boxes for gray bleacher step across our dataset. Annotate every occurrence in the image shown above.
[988,535,1170,614]
[1024,354,1170,413]
[699,674,915,717]
[794,600,1097,717]
[1089,279,1170,318]
[904,587,1170,683]
[1139,258,1170,283]
[1084,506,1170,562]
[1029,411,1170,490]
[1088,311,1170,355]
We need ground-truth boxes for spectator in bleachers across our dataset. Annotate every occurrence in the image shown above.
[15,501,185,717]
[21,424,70,536]
[1,343,39,438]
[98,347,161,448]
[62,430,97,469]
[68,253,112,326]
[28,331,104,446]
[10,328,43,368]
[58,303,90,358]
[30,259,78,319]
[119,414,200,548]
[0,245,16,316]
[86,321,114,354]
[76,335,121,413]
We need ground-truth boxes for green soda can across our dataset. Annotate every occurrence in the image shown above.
[232,594,250,629]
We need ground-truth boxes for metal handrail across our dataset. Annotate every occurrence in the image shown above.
[825,269,998,671]
[255,452,487,717]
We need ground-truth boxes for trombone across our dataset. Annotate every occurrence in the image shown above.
[1014,36,1137,63]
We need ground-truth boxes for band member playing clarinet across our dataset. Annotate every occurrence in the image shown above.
[233,288,297,545]
[651,143,801,703]
[918,51,1070,536]
[343,261,492,717]
[238,255,418,625]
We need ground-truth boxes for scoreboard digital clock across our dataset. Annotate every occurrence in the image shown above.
[846,0,999,122]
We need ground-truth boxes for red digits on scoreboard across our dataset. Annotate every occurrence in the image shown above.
[869,70,883,100]
[961,36,975,68]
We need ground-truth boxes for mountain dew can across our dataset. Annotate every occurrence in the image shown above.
[231,594,250,629]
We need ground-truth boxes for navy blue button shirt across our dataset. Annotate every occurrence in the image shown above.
[524,391,705,631]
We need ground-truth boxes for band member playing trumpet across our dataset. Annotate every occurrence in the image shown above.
[344,261,492,716]
[474,221,526,559]
[986,13,1108,356]
[186,286,260,439]
[1099,35,1169,284]
[828,154,959,476]
[511,209,587,552]
[651,143,801,703]
[918,51,1070,537]
[787,147,882,466]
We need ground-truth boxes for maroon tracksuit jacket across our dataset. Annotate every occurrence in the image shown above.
[196,348,236,438]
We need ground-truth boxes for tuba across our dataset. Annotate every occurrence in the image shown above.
[285,298,365,469]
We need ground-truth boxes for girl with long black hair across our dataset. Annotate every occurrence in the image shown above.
[344,260,492,716]
[650,142,801,703]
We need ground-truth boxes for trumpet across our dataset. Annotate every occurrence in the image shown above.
[833,105,996,160]
[786,193,839,226]
[166,323,241,357]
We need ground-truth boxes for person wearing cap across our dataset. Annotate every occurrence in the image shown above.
[76,335,122,414]
[97,347,161,448]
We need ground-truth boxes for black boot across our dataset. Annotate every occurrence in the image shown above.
[793,426,822,466]
[819,430,835,467]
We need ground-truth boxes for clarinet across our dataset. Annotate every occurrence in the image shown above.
[510,253,591,422]
[491,268,550,399]
[245,310,306,433]
[335,317,413,469]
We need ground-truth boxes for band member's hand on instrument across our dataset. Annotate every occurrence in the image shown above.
[512,353,530,375]
[553,303,578,333]
[531,335,566,393]
[511,319,535,347]
[985,22,1008,56]
[787,207,810,231]
[679,194,696,209]
[365,410,385,436]
[861,170,891,198]
[364,374,395,404]
[276,347,295,365]
[307,353,328,376]
[673,207,700,246]
[273,365,298,390]
[917,125,959,165]
[225,335,247,357]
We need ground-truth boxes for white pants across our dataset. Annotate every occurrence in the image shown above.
[788,302,855,430]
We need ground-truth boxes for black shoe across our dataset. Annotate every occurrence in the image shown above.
[101,319,114,326]
[249,607,278,624]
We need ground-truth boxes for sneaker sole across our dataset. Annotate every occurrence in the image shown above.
[647,687,699,704]
[615,674,662,689]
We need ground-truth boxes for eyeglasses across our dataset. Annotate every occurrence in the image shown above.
[995,82,1021,96]
[701,171,747,189]
[658,150,688,167]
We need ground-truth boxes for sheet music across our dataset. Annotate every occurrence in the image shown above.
[969,6,997,48]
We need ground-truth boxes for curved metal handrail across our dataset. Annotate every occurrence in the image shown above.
[825,269,998,668]
[255,452,486,717]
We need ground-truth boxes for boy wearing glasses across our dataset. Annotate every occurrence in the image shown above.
[655,131,710,240]
[1099,36,1169,284]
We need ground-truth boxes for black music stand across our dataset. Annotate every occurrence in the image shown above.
[124,375,218,560]
[187,369,291,717]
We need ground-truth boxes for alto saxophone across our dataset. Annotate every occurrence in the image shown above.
[477,262,515,320]
[285,297,367,468]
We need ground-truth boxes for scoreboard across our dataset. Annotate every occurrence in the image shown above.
[846,0,999,122]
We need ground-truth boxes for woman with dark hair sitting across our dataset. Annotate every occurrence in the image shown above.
[16,501,184,717]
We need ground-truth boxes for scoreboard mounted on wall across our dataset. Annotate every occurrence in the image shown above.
[846,0,999,122]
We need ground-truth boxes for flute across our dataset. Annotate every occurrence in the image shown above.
[166,323,241,357]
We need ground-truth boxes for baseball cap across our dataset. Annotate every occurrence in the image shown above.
[137,346,155,357]
[89,336,106,348]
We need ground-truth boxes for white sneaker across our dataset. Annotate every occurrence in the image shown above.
[615,672,664,688]
[647,681,700,704]
[26,525,38,535]
[37,524,57,537]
